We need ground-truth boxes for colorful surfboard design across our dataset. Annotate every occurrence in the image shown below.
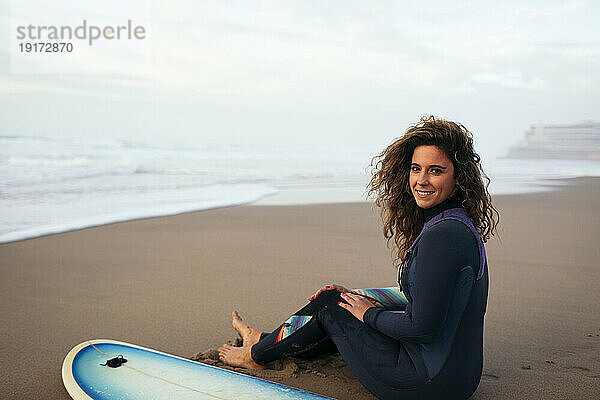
[273,287,407,343]
[351,286,408,311]
[62,339,333,400]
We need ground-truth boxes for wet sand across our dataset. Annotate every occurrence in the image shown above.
[1,177,599,399]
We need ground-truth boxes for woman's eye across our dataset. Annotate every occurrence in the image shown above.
[431,168,442,174]
[411,166,420,172]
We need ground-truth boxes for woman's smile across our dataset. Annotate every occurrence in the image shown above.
[415,189,435,198]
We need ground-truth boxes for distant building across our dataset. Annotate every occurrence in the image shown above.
[507,121,600,160]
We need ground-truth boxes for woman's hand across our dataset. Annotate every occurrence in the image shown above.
[338,292,375,323]
[308,284,350,301]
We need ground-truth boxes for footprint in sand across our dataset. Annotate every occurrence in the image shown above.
[482,373,500,379]
[563,365,600,378]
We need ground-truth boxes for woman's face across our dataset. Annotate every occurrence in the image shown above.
[409,145,458,209]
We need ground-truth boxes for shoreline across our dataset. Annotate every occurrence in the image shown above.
[1,175,591,245]
[1,177,599,399]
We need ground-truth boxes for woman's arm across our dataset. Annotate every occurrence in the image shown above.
[363,221,477,343]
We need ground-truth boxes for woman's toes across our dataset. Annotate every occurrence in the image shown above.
[218,344,231,355]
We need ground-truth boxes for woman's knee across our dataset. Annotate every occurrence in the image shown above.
[317,289,342,303]
[298,290,342,315]
[316,292,361,334]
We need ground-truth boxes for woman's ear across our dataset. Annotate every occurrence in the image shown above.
[451,180,459,196]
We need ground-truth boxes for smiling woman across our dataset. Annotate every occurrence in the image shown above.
[369,116,498,266]
[218,116,499,400]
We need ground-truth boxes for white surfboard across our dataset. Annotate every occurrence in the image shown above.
[62,339,333,400]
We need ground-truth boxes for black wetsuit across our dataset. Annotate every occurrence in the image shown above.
[250,196,489,399]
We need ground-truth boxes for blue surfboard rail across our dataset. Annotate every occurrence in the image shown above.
[62,339,334,400]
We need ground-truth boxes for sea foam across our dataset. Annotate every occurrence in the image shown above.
[2,134,600,243]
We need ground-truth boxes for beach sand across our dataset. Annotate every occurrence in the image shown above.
[1,177,599,399]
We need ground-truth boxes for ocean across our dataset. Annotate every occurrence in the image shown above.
[2,134,600,243]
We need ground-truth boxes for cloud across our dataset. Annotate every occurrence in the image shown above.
[512,0,586,20]
[1,0,599,154]
[471,72,547,90]
[4,0,599,96]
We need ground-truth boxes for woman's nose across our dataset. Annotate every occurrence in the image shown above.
[417,171,428,185]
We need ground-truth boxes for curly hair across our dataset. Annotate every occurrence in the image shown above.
[367,115,499,267]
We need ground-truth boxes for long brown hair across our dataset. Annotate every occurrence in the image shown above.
[367,115,499,267]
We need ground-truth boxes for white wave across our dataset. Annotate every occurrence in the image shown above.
[7,156,91,167]
[3,133,600,244]
[0,184,277,244]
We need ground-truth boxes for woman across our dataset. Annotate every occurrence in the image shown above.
[218,116,499,399]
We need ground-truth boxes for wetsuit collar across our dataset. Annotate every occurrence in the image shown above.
[422,195,462,223]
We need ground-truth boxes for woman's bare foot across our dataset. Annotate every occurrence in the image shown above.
[231,311,262,347]
[218,344,264,369]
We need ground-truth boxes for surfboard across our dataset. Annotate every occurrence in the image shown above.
[62,339,333,400]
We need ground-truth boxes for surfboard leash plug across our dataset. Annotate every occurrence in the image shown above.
[100,355,127,368]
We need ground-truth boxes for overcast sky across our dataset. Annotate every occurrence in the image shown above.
[1,0,599,158]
